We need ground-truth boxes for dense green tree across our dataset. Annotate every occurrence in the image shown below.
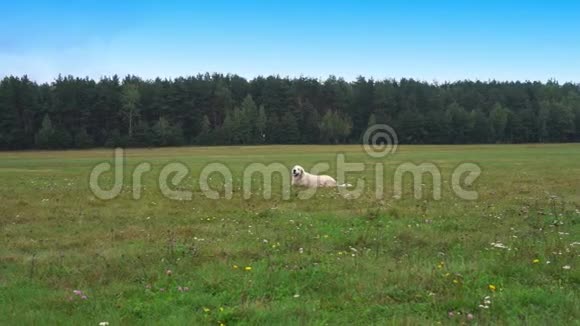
[35,114,55,149]
[152,117,184,146]
[104,129,123,147]
[563,92,580,141]
[470,109,493,143]
[396,109,426,144]
[446,103,471,143]
[266,114,283,144]
[350,76,374,138]
[489,103,509,142]
[367,113,377,127]
[279,111,300,144]
[0,74,579,150]
[219,109,239,144]
[53,128,73,148]
[425,110,450,144]
[121,83,141,139]
[299,100,320,143]
[0,76,40,149]
[319,110,352,143]
[546,101,575,142]
[74,127,94,148]
[132,120,154,147]
[537,104,550,142]
[196,115,212,145]
[256,105,267,143]
[372,81,397,124]
[575,107,580,141]
[239,95,258,144]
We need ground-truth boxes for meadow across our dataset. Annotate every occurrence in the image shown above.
[0,144,578,325]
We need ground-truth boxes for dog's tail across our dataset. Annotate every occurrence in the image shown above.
[337,183,352,188]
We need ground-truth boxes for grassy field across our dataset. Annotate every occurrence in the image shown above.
[0,144,579,325]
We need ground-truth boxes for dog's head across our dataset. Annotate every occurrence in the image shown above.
[291,165,304,178]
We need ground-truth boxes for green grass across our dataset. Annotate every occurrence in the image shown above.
[0,144,579,325]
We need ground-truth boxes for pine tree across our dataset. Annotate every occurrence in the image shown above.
[319,111,335,144]
[196,115,212,145]
[36,114,55,149]
[121,83,141,139]
[367,113,377,127]
[470,109,492,143]
[319,110,352,143]
[446,103,471,144]
[280,111,300,144]
[154,117,171,146]
[490,103,508,142]
[267,114,283,144]
[301,100,320,143]
[2,73,580,149]
[104,129,123,147]
[546,101,575,142]
[132,120,154,147]
[239,95,258,144]
[397,109,425,144]
[74,127,94,148]
[256,105,267,143]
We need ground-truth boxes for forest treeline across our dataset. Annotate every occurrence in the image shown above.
[1,74,579,150]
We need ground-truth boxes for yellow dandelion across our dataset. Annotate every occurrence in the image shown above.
[203,307,211,313]
[244,266,252,271]
[232,264,238,269]
[489,284,496,291]
[532,259,540,264]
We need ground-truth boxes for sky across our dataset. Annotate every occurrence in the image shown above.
[1,0,579,83]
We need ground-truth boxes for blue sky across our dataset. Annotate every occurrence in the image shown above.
[1,0,579,83]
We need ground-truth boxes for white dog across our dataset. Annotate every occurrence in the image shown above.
[291,165,351,188]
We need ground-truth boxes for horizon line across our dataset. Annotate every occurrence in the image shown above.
[1,72,578,86]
